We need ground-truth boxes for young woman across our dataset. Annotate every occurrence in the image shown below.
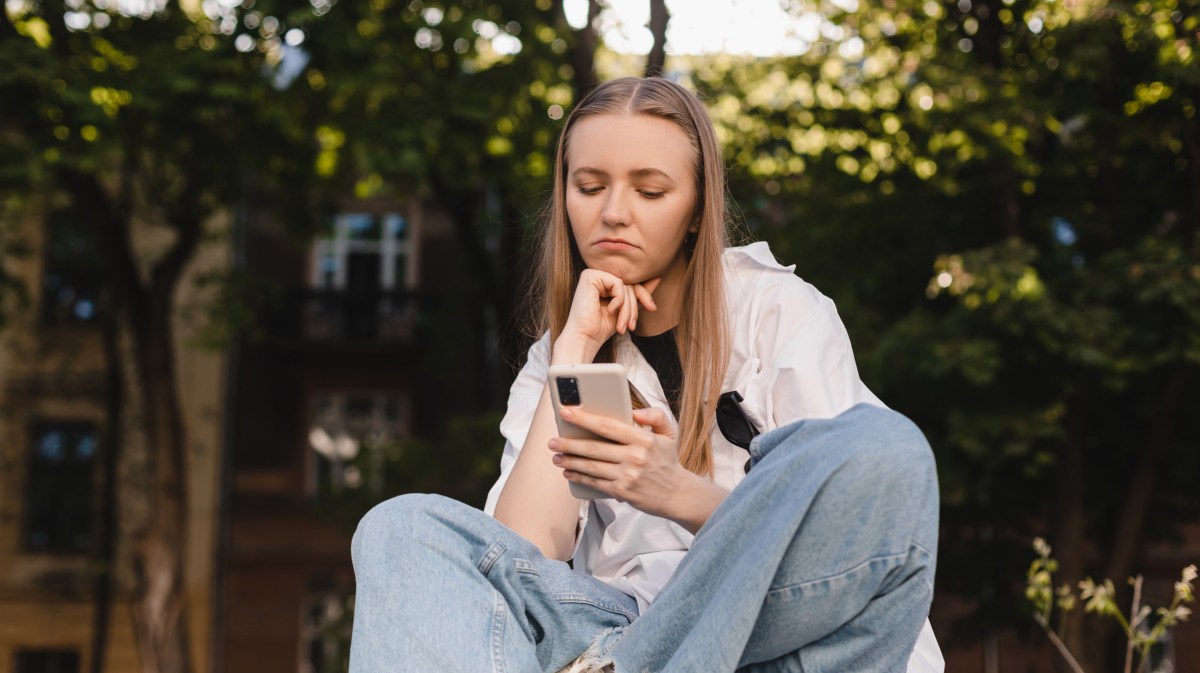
[349,77,944,673]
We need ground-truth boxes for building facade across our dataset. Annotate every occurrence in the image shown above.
[0,209,228,673]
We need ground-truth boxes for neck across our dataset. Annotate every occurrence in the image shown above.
[634,254,688,337]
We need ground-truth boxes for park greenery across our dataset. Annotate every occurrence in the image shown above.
[1,0,1198,671]
[1027,538,1196,672]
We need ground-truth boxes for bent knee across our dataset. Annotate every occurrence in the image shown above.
[837,405,935,481]
[352,493,449,563]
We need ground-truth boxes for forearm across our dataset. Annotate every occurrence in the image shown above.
[663,470,730,535]
[493,387,580,560]
[493,335,601,560]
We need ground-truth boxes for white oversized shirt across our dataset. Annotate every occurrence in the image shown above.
[484,242,944,672]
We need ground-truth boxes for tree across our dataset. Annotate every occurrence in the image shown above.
[694,0,1200,667]
[0,3,321,672]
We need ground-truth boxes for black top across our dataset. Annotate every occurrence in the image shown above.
[630,329,683,417]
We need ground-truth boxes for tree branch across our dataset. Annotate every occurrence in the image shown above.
[644,0,669,77]
[56,166,148,327]
[1034,613,1088,673]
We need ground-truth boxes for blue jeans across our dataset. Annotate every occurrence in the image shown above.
[350,404,938,672]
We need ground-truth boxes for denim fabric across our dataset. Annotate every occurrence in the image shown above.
[349,404,938,673]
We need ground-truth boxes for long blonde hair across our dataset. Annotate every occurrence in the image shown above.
[529,77,731,479]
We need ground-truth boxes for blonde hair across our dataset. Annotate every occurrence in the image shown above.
[528,77,731,479]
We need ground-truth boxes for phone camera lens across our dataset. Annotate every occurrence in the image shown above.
[556,377,581,406]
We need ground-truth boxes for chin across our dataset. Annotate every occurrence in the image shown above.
[594,263,646,285]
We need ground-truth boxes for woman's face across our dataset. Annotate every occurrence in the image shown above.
[564,113,698,287]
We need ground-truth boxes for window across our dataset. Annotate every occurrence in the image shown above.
[311,213,410,291]
[14,649,80,673]
[24,423,97,552]
[307,393,406,497]
[306,212,414,340]
[42,209,107,325]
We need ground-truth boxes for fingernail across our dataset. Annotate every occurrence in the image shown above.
[548,438,559,449]
[560,407,573,419]
[552,453,563,464]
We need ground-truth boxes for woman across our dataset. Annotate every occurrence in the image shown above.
[350,76,944,673]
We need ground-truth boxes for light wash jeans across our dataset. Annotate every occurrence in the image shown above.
[349,404,939,673]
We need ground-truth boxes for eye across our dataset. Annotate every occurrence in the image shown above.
[576,185,603,195]
[639,190,665,199]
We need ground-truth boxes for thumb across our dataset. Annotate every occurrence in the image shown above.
[633,407,674,437]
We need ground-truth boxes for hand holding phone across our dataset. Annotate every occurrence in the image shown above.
[548,363,634,500]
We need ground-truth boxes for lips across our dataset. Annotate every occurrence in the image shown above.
[596,238,636,251]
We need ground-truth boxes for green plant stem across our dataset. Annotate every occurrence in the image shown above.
[1124,576,1142,673]
[1034,613,1087,673]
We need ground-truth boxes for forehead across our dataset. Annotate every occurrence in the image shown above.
[566,113,696,179]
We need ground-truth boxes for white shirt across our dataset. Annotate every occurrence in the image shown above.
[484,242,944,672]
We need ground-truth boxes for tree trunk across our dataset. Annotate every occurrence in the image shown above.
[644,0,669,77]
[89,304,123,673]
[60,166,197,673]
[128,312,192,673]
[1086,371,1187,666]
[557,0,600,95]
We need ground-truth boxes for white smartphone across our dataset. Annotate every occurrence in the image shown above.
[548,363,634,500]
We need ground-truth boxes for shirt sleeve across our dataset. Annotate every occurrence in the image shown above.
[483,334,551,517]
[907,620,946,672]
[750,273,884,426]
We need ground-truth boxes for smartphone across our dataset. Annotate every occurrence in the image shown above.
[548,363,634,500]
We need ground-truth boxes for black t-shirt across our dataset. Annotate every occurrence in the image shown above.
[630,329,683,417]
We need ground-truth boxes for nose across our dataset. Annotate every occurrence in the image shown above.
[600,187,632,227]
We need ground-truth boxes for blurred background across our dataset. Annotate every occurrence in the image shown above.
[0,0,1198,672]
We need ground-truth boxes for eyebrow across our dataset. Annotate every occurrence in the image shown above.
[571,166,676,183]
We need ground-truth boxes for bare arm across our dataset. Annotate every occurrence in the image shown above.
[491,352,582,561]
[492,271,660,560]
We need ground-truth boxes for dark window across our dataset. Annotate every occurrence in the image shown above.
[14,649,80,673]
[25,423,96,553]
[42,210,107,325]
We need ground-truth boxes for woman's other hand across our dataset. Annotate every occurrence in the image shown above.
[548,406,728,531]
[554,270,659,364]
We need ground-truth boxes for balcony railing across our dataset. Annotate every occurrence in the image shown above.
[269,289,430,344]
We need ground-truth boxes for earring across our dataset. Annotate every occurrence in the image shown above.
[684,231,698,254]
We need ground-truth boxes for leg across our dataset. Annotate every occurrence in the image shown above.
[596,404,938,673]
[349,493,638,673]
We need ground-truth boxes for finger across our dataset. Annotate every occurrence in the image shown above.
[632,407,674,436]
[561,469,616,497]
[554,452,619,480]
[633,283,658,312]
[627,285,638,331]
[607,287,624,315]
[617,286,632,333]
[553,436,621,463]
[561,406,641,445]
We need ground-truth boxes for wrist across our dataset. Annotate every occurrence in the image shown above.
[551,334,600,365]
[665,468,728,535]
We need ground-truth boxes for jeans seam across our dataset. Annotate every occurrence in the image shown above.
[555,593,638,622]
[911,540,935,560]
[514,558,539,575]
[478,541,507,575]
[490,590,507,673]
[765,550,909,601]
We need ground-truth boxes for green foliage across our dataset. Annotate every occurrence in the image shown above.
[1027,538,1196,673]
[695,0,1200,643]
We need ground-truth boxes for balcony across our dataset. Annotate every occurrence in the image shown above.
[267,289,431,346]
